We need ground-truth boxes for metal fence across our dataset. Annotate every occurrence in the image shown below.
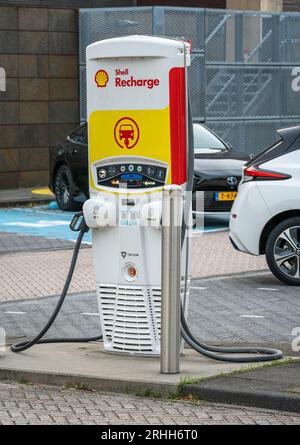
[79,6,300,155]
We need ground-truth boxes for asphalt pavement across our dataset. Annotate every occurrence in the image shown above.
[1,272,298,355]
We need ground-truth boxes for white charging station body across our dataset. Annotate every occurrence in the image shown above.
[84,36,192,355]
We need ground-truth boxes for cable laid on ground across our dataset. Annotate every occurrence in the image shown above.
[181,306,283,363]
[180,95,283,363]
[11,223,102,353]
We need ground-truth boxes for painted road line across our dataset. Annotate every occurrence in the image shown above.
[31,188,54,196]
[257,288,279,291]
[81,312,100,316]
[192,228,228,237]
[240,315,265,319]
[194,271,271,283]
[4,311,26,315]
[4,220,70,228]
[190,287,208,290]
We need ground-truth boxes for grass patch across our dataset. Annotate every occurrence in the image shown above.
[177,358,295,389]
[135,389,162,399]
[286,387,300,395]
[167,377,202,401]
[213,357,295,379]
[61,382,95,392]
[135,359,296,403]
[18,377,32,385]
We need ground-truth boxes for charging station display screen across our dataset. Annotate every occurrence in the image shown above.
[96,163,167,189]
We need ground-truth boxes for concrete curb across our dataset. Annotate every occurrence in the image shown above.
[0,199,53,208]
[2,364,299,413]
[0,344,266,400]
[0,367,176,398]
[182,384,300,414]
[1,344,298,413]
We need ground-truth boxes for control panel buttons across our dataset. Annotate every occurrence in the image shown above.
[157,169,165,181]
[99,169,107,179]
[96,163,167,189]
[108,166,117,176]
[146,166,155,177]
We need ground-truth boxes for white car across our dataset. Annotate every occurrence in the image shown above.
[230,126,300,286]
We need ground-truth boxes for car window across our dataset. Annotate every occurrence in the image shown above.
[68,125,87,145]
[193,124,227,153]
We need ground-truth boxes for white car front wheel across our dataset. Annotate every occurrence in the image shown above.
[266,217,300,286]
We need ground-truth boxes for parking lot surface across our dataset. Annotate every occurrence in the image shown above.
[1,272,297,354]
[0,229,268,302]
[0,205,297,426]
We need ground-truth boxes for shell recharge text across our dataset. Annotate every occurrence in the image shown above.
[115,68,160,89]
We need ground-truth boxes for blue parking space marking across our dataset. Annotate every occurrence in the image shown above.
[0,205,92,244]
[0,205,229,243]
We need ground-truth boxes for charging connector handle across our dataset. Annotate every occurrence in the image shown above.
[70,211,89,233]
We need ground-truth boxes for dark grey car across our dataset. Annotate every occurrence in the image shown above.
[49,123,249,212]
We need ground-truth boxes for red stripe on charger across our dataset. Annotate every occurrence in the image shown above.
[169,67,187,186]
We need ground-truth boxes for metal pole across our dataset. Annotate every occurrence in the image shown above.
[160,185,182,374]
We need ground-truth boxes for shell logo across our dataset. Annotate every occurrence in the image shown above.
[114,117,140,149]
[95,69,109,88]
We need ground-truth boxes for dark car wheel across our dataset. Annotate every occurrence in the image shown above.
[54,165,81,211]
[266,217,300,286]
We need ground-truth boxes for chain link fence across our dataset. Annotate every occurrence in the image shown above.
[79,6,300,155]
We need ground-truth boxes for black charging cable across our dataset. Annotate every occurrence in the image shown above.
[180,96,283,363]
[11,213,103,353]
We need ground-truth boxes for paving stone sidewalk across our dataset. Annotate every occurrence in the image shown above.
[0,232,267,302]
[0,382,299,425]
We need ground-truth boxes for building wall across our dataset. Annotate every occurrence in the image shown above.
[137,1,227,7]
[227,0,283,11]
[0,5,79,189]
[284,0,300,11]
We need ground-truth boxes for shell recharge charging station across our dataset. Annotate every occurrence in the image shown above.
[83,36,192,356]
[10,35,283,366]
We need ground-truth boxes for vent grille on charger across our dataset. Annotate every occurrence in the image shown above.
[98,285,159,353]
[98,279,190,354]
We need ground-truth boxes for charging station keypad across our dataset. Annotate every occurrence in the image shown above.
[96,164,167,189]
[120,198,139,227]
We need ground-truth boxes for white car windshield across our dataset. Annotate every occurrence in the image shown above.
[193,124,227,154]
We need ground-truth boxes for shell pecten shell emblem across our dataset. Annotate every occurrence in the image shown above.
[95,69,109,88]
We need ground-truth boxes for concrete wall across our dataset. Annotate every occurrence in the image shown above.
[284,0,300,11]
[227,0,283,12]
[0,5,79,190]
[137,1,226,7]
[227,0,300,12]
